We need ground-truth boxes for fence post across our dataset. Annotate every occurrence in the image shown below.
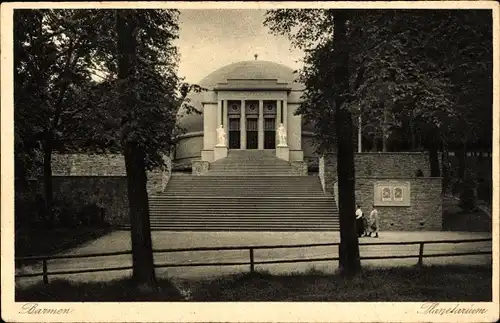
[249,248,255,273]
[42,259,49,284]
[417,243,424,267]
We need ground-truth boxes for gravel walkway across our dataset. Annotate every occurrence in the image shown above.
[15,231,492,287]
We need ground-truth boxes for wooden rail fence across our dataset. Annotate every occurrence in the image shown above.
[15,238,492,284]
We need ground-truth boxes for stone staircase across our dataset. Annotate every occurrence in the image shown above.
[205,150,301,176]
[144,150,339,231]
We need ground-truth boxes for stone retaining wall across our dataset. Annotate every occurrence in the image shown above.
[52,153,171,194]
[32,177,129,226]
[43,154,174,226]
[323,152,431,180]
[52,154,127,176]
[355,177,442,231]
[322,152,442,231]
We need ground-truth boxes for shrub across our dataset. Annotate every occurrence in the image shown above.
[78,204,106,226]
[450,178,462,196]
[477,180,492,203]
[53,198,80,228]
[459,176,477,212]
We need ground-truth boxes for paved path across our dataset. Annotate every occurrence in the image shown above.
[16,231,492,287]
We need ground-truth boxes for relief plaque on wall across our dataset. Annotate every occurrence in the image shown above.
[381,187,392,202]
[393,186,404,202]
[245,101,259,116]
[228,101,241,115]
[374,181,411,206]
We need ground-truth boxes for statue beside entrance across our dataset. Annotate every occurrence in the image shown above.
[277,123,287,147]
[216,124,226,147]
[214,124,228,161]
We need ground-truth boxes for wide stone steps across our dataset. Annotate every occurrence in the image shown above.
[159,192,325,197]
[208,168,292,171]
[149,203,334,208]
[204,150,302,176]
[165,176,324,194]
[150,197,336,204]
[201,172,300,176]
[149,210,337,215]
[148,213,339,231]
[146,193,338,231]
[149,197,335,206]
[169,177,319,180]
[137,150,338,231]
[148,226,338,232]
[203,169,299,176]
[150,215,336,219]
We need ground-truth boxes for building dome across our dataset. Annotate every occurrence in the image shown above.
[198,60,302,90]
[178,60,302,134]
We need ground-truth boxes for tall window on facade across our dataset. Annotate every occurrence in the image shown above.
[245,101,259,150]
[228,101,241,149]
[246,118,258,149]
[229,118,241,149]
[264,118,276,149]
[263,101,277,149]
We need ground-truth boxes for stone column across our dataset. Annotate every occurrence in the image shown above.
[217,99,222,128]
[258,99,264,149]
[240,99,246,149]
[283,97,288,133]
[223,100,229,146]
[276,100,282,131]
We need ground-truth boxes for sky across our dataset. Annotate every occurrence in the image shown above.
[176,9,304,84]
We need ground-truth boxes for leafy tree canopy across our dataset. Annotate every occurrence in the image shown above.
[264,9,492,153]
[14,9,202,179]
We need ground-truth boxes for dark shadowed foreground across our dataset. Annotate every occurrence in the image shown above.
[16,265,491,302]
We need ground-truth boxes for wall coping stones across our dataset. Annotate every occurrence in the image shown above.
[324,152,428,156]
[177,131,204,139]
[51,175,126,179]
[357,176,442,180]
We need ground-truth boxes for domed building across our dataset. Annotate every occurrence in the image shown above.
[48,59,441,232]
[173,59,316,168]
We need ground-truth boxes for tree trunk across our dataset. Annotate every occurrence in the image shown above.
[371,137,378,152]
[382,102,388,152]
[357,115,362,153]
[424,126,441,177]
[124,143,156,287]
[333,10,361,276]
[117,10,157,288]
[429,141,440,177]
[410,114,416,150]
[441,139,449,195]
[43,132,54,227]
[457,139,467,181]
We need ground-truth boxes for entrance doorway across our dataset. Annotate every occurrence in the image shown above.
[264,117,276,149]
[228,118,240,149]
[246,118,258,149]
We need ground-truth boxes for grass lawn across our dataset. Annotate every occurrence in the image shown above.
[16,264,491,302]
[15,227,113,263]
[16,277,184,301]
